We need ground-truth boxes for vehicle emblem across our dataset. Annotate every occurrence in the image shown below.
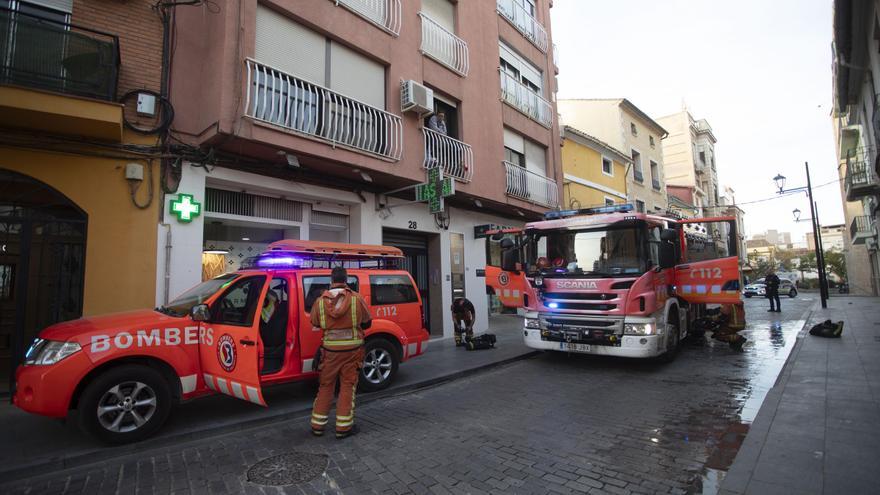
[217,334,237,372]
[498,273,509,286]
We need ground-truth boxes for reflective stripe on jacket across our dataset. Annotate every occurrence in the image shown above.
[310,286,371,349]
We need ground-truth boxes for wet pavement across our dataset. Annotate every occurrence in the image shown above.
[0,297,814,494]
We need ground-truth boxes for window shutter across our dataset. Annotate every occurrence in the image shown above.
[255,6,326,85]
[26,0,73,13]
[329,41,385,109]
[524,140,547,175]
[503,129,525,154]
[421,0,455,32]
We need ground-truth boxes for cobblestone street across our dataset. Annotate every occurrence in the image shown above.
[1,297,813,495]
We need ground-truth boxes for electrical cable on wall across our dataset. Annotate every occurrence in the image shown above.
[129,160,155,210]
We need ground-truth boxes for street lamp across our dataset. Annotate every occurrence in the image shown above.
[772,163,828,308]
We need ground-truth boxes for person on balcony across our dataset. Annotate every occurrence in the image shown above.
[428,111,448,135]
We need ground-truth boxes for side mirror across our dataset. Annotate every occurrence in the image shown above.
[501,250,520,272]
[659,243,677,269]
[191,304,210,322]
[660,228,678,242]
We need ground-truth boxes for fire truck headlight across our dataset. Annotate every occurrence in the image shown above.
[24,340,82,366]
[624,323,656,336]
[524,318,541,329]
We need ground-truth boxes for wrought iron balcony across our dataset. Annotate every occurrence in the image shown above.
[844,147,880,201]
[423,128,473,182]
[0,8,119,101]
[419,13,469,76]
[330,0,401,36]
[504,161,558,208]
[850,215,875,244]
[499,69,552,128]
[496,0,548,53]
[245,59,403,161]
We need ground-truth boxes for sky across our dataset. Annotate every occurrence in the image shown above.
[551,0,842,243]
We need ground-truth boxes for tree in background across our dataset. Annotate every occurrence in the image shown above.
[798,252,817,280]
[824,250,847,281]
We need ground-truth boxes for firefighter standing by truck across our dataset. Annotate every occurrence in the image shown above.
[310,267,372,438]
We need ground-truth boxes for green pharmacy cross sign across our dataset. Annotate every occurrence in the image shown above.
[170,193,202,223]
[415,167,455,214]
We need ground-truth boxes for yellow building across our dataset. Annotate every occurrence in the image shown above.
[0,2,165,393]
[561,126,630,209]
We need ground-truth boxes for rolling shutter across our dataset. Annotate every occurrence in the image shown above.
[421,0,455,32]
[25,0,72,13]
[329,41,385,109]
[255,6,326,85]
[503,128,525,154]
[524,140,547,175]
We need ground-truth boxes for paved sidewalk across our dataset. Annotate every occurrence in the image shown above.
[720,296,880,494]
[0,314,534,482]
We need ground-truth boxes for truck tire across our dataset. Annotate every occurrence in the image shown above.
[77,364,173,444]
[744,294,752,298]
[659,311,681,363]
[359,338,399,393]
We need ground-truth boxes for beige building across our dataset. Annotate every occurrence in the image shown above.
[657,110,721,215]
[558,99,668,214]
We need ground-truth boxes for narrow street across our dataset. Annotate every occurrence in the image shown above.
[1,296,813,495]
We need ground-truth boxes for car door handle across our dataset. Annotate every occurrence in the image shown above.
[240,339,256,346]
[677,264,691,269]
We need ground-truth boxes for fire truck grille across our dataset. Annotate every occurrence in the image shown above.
[542,292,616,301]
[551,302,617,311]
[540,316,624,346]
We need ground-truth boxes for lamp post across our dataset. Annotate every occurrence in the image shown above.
[773,162,828,308]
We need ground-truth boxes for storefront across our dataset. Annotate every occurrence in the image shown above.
[160,165,522,338]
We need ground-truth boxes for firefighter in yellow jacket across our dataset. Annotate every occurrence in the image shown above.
[310,266,372,438]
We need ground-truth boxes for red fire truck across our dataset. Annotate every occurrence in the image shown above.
[484,204,744,360]
[13,241,429,443]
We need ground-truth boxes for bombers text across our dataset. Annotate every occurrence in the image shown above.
[90,327,214,353]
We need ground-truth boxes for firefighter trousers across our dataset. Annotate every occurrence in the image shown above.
[453,311,474,344]
[311,346,364,434]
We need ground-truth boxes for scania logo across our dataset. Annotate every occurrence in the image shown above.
[555,280,599,289]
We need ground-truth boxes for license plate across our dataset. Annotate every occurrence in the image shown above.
[560,342,590,352]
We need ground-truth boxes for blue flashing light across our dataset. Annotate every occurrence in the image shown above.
[544,204,635,220]
[547,302,560,309]
[256,255,303,268]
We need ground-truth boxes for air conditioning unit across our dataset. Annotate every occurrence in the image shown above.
[401,80,433,114]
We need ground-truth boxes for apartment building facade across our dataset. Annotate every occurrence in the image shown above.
[560,126,630,209]
[656,109,721,216]
[558,99,668,214]
[832,0,880,295]
[0,0,166,392]
[166,0,563,336]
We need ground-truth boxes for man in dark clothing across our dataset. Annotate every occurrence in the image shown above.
[451,297,475,346]
[765,272,781,313]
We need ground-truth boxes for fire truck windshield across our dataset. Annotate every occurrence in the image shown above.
[524,225,649,278]
[161,274,238,317]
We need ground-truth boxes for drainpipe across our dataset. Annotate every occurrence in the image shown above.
[163,223,173,305]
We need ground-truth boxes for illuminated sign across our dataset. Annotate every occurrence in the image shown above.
[170,194,202,223]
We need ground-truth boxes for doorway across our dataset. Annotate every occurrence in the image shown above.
[382,228,436,334]
[0,169,86,394]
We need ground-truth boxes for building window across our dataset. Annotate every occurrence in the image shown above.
[630,123,638,136]
[650,161,660,190]
[504,146,526,167]
[499,42,544,94]
[601,156,613,176]
[699,150,706,164]
[604,197,615,207]
[631,149,643,182]
[649,135,655,148]
[635,200,645,213]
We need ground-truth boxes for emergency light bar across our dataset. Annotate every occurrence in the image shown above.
[242,240,404,270]
[543,204,634,220]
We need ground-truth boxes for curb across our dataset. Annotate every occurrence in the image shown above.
[719,302,819,494]
[0,349,540,483]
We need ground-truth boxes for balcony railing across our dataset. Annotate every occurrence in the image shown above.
[844,147,880,201]
[504,161,558,208]
[245,59,403,161]
[850,215,875,244]
[419,13,469,76]
[496,0,548,53]
[0,8,119,101]
[331,0,401,36]
[423,128,474,182]
[499,70,552,128]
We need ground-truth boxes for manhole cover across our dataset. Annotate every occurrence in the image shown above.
[247,452,329,486]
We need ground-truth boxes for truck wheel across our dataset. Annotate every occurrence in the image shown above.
[744,294,752,298]
[659,312,680,363]
[359,339,399,393]
[77,364,172,444]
